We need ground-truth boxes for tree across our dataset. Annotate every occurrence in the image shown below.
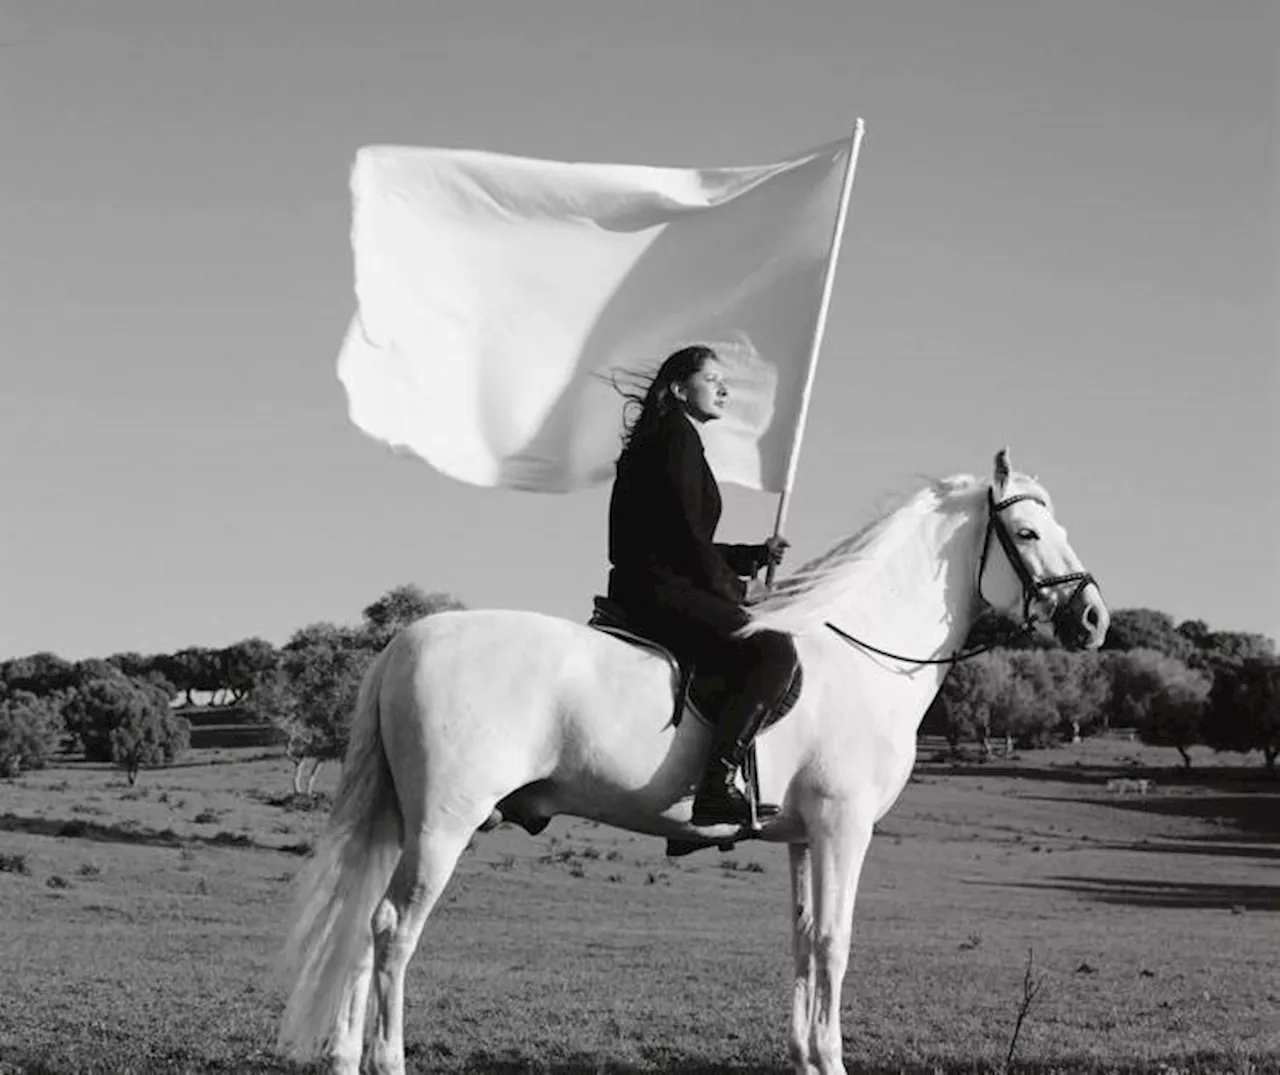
[1052,650,1110,740]
[106,651,154,679]
[361,585,466,649]
[1,652,76,697]
[1102,609,1194,661]
[75,658,125,686]
[1106,649,1211,768]
[927,652,1015,755]
[220,637,277,705]
[960,611,1052,653]
[247,623,373,793]
[1176,619,1213,649]
[246,591,466,792]
[103,653,175,700]
[1195,631,1275,670]
[63,674,189,783]
[155,646,223,706]
[990,654,1052,752]
[0,687,64,776]
[1203,657,1280,773]
[1005,649,1110,745]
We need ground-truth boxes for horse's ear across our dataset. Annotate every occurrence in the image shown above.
[993,447,1012,491]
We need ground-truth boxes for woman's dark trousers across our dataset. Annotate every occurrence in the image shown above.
[612,581,798,826]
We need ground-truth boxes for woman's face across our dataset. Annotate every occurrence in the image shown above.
[674,359,728,423]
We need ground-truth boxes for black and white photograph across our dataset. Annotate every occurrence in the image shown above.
[2,3,1276,1073]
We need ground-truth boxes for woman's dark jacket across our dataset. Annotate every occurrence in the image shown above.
[607,411,767,607]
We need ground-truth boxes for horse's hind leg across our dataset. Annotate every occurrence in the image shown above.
[327,943,377,1075]
[367,821,475,1075]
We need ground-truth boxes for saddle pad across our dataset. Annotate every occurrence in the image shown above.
[589,623,681,673]
[588,603,803,731]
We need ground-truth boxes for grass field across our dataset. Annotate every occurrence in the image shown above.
[0,737,1276,1074]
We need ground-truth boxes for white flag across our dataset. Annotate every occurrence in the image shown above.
[338,136,855,492]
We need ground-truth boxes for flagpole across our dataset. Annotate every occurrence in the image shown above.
[765,119,866,585]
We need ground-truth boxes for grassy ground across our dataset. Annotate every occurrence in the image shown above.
[0,738,1276,1074]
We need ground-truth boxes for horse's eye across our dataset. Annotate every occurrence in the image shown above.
[1017,528,1039,541]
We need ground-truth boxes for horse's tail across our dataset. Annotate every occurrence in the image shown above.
[277,644,402,1061]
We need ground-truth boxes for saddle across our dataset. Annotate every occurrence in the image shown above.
[586,595,803,734]
[588,596,803,858]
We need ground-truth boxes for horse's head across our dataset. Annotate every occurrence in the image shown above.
[976,448,1109,650]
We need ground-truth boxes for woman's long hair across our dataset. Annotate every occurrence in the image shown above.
[614,344,717,456]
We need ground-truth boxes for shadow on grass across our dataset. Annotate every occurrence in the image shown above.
[0,811,311,856]
[917,758,1277,792]
[1089,837,1280,862]
[1095,793,1280,839]
[1021,790,1280,842]
[991,874,1280,912]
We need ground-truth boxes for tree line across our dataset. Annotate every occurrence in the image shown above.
[924,608,1278,771]
[3,596,1276,783]
[0,585,464,783]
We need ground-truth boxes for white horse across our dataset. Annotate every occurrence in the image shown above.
[277,448,1108,1075]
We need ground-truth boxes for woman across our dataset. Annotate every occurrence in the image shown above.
[607,345,797,826]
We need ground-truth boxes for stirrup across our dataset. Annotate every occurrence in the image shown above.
[742,743,778,831]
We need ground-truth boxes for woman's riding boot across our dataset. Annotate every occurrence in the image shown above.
[691,699,775,826]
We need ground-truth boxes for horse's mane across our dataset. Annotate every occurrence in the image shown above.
[744,472,1052,636]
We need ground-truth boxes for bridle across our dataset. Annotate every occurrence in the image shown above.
[824,488,1097,666]
[978,490,1095,635]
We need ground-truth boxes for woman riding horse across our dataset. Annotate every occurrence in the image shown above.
[606,344,795,826]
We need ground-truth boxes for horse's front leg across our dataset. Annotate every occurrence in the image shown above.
[806,801,875,1075]
[787,842,818,1075]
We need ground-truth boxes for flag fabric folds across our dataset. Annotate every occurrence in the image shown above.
[338,137,853,493]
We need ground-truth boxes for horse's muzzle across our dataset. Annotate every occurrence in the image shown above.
[1053,582,1109,650]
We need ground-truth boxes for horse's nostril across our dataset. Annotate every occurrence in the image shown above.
[1085,605,1099,628]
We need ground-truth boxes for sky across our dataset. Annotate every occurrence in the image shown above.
[2,0,1276,661]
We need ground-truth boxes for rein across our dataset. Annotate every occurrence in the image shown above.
[824,618,1034,666]
[822,489,1096,667]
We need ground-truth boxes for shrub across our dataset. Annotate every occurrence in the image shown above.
[1107,649,1211,768]
[1203,656,1280,772]
[63,675,190,783]
[0,689,64,775]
